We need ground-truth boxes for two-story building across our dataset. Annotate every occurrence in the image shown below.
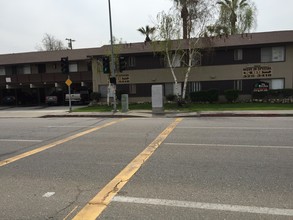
[0,30,293,105]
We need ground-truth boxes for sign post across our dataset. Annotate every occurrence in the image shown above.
[65,77,72,112]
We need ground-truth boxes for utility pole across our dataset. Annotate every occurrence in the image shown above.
[107,0,117,112]
[66,38,75,50]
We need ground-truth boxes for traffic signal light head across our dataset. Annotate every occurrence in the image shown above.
[102,57,110,74]
[109,77,116,85]
[61,57,69,74]
[119,56,126,73]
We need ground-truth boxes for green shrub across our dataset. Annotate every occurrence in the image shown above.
[190,89,219,103]
[252,89,293,100]
[190,91,206,102]
[224,90,240,103]
[206,89,219,103]
[166,94,176,102]
[90,92,101,101]
[281,89,293,98]
[252,91,267,100]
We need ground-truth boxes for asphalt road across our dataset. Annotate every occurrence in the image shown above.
[0,117,292,220]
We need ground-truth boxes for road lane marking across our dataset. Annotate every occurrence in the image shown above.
[42,192,55,198]
[63,206,79,220]
[0,119,126,167]
[0,139,42,142]
[112,196,293,217]
[164,143,293,149]
[72,118,182,220]
[47,126,95,128]
[177,126,293,130]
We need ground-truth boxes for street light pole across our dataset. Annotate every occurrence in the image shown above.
[108,0,117,112]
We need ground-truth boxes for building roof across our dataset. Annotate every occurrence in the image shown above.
[208,30,293,48]
[1,30,293,66]
[0,48,100,65]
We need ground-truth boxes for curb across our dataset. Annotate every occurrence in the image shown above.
[41,112,293,118]
[197,113,293,117]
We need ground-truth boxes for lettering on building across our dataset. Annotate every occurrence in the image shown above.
[243,65,272,78]
[117,74,130,83]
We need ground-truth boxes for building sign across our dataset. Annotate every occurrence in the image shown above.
[243,65,272,78]
[117,74,130,83]
[253,81,269,92]
[5,77,11,83]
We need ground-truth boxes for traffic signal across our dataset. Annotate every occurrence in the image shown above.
[61,57,69,74]
[110,77,116,85]
[119,56,126,72]
[102,56,110,74]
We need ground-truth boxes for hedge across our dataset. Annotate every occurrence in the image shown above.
[252,89,293,100]
[224,90,240,103]
[190,89,219,103]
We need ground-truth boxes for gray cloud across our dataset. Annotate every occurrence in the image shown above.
[1,0,293,54]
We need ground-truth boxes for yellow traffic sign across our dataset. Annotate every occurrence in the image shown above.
[65,79,72,86]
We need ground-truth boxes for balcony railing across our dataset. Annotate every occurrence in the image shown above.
[0,71,92,86]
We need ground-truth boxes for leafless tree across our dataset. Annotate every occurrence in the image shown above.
[36,33,66,51]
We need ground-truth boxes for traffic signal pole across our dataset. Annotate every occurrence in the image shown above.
[61,57,72,112]
[108,0,117,112]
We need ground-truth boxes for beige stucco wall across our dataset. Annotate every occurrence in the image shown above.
[92,44,293,91]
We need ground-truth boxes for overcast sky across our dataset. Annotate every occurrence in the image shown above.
[1,0,293,54]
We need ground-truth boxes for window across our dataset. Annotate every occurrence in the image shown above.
[23,65,31,74]
[261,46,285,62]
[0,66,5,75]
[234,49,243,61]
[262,79,284,90]
[69,63,78,72]
[166,54,181,68]
[17,66,24,74]
[38,64,46,73]
[128,57,136,67]
[188,82,201,92]
[164,83,173,96]
[272,47,285,61]
[234,80,242,91]
[192,52,202,66]
[271,79,284,90]
[164,83,182,95]
[129,84,136,94]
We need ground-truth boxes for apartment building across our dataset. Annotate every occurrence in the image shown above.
[0,30,292,105]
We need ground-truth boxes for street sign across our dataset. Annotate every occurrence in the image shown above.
[65,79,72,87]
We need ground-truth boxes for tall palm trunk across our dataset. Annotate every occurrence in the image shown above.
[181,5,189,39]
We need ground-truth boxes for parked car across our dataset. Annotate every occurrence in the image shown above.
[45,95,58,105]
[1,96,16,105]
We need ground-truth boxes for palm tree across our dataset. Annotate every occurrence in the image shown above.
[216,0,256,35]
[137,25,156,42]
[173,0,189,39]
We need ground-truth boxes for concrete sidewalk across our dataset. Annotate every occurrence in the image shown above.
[1,107,293,118]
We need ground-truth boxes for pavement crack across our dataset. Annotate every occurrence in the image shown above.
[51,185,85,219]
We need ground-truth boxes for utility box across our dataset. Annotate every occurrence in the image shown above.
[152,85,164,114]
[121,94,129,112]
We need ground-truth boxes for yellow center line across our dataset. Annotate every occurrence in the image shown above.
[72,118,183,220]
[0,119,126,167]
